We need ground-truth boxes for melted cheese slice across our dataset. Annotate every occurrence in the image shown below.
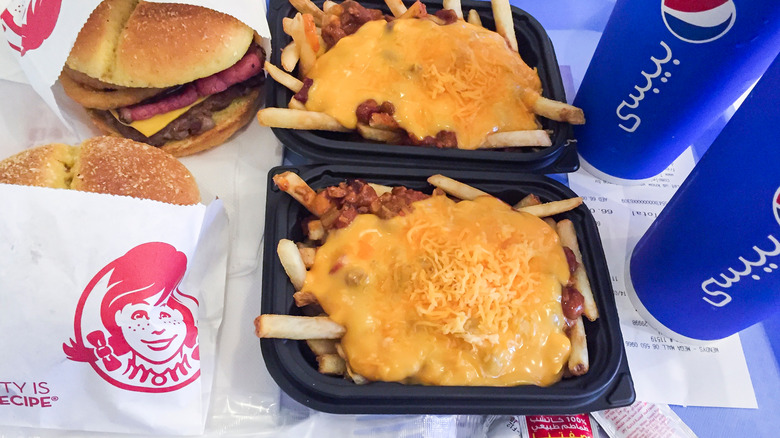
[304,19,543,149]
[110,97,206,137]
[303,196,571,386]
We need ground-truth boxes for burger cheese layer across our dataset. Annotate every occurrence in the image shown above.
[303,195,572,386]
[304,19,543,149]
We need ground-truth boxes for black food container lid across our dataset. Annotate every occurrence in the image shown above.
[266,0,580,173]
[260,164,634,414]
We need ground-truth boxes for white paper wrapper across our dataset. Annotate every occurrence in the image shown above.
[0,185,229,435]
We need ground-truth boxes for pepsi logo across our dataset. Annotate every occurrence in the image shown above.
[774,186,780,227]
[662,0,736,44]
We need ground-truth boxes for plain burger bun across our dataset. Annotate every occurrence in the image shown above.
[61,0,265,157]
[0,136,200,205]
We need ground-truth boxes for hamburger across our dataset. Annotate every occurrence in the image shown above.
[0,136,200,205]
[60,0,266,157]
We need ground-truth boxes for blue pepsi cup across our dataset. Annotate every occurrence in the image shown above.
[573,0,780,183]
[627,54,780,343]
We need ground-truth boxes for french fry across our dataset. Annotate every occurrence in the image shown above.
[281,41,300,72]
[278,239,307,290]
[306,219,326,240]
[307,339,338,355]
[515,197,583,217]
[490,0,518,52]
[443,0,463,18]
[482,130,552,148]
[467,9,482,26]
[368,183,393,196]
[427,174,489,200]
[384,0,408,17]
[258,108,350,132]
[531,95,586,125]
[317,354,347,375]
[356,123,404,143]
[288,95,307,110]
[557,219,599,321]
[298,246,317,268]
[254,315,346,339]
[567,316,589,376]
[514,193,541,209]
[294,290,319,306]
[284,13,317,75]
[399,0,427,19]
[264,61,303,92]
[272,171,320,214]
[322,0,338,13]
[289,0,327,26]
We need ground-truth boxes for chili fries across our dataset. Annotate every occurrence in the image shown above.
[258,0,584,150]
[256,172,600,383]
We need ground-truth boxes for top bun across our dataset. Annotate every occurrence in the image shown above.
[0,136,200,205]
[67,0,255,88]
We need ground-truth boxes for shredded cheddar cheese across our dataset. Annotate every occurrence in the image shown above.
[302,195,572,386]
[304,19,542,148]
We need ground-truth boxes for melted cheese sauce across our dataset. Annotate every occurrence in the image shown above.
[302,196,571,386]
[304,19,543,149]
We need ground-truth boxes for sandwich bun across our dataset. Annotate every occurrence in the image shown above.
[0,136,200,205]
[61,0,265,157]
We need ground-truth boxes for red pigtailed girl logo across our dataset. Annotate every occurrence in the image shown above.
[1,0,62,56]
[63,242,200,393]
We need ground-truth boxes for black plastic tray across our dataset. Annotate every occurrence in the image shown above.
[260,165,634,414]
[266,0,579,173]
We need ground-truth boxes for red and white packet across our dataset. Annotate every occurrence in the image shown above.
[489,414,600,438]
[0,0,271,435]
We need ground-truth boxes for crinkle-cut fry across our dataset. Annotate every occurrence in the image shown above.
[317,354,347,375]
[284,13,317,75]
[490,0,518,51]
[294,290,319,307]
[532,94,586,125]
[281,41,300,72]
[443,0,463,18]
[384,0,408,17]
[515,197,583,217]
[307,339,338,356]
[557,219,599,321]
[514,193,541,209]
[482,130,552,148]
[356,123,404,143]
[272,171,321,214]
[368,183,393,196]
[290,0,327,26]
[399,0,427,19]
[278,239,307,290]
[567,316,589,375]
[254,315,346,339]
[258,108,350,132]
[265,61,303,92]
[467,9,482,26]
[427,174,489,200]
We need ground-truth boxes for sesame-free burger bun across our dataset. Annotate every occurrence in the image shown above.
[61,0,266,157]
[0,136,200,205]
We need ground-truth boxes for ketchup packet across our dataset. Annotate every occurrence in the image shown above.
[0,186,228,434]
[489,414,599,438]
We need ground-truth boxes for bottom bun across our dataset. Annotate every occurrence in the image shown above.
[0,136,200,205]
[89,87,263,158]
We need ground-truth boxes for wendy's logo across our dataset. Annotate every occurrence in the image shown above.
[63,242,200,393]
[1,0,62,56]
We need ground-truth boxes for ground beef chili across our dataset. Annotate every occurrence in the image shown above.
[312,180,443,231]
[561,246,586,325]
[434,9,458,24]
[293,78,314,103]
[322,0,385,47]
